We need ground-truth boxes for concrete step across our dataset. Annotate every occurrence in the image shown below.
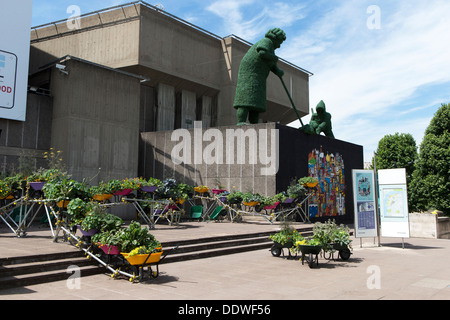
[160,227,313,264]
[0,251,103,290]
[0,226,314,289]
[0,264,104,290]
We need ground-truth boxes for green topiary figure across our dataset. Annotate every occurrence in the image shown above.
[309,100,335,138]
[233,28,286,125]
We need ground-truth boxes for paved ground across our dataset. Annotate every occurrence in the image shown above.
[1,221,450,301]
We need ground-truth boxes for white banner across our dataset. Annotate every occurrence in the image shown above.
[378,168,410,238]
[0,0,33,121]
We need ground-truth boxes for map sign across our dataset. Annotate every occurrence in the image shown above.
[378,168,410,238]
[381,188,406,218]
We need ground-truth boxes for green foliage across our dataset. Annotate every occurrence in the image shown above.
[312,220,352,249]
[410,103,449,215]
[226,191,245,204]
[269,227,303,246]
[67,198,91,224]
[43,179,89,202]
[373,132,418,209]
[119,221,160,253]
[286,179,307,199]
[373,132,417,179]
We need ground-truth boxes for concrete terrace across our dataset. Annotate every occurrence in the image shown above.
[1,220,450,301]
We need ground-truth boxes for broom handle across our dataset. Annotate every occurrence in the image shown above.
[278,75,304,126]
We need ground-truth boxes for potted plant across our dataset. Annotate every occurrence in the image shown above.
[155,179,179,199]
[312,220,352,260]
[77,203,106,237]
[27,168,47,191]
[92,229,124,255]
[299,176,319,188]
[176,183,194,203]
[226,191,244,205]
[269,222,303,257]
[0,177,14,199]
[242,192,264,207]
[139,177,162,193]
[286,181,307,201]
[114,178,140,196]
[105,179,122,195]
[293,237,323,267]
[194,185,209,193]
[89,182,113,202]
[67,198,91,226]
[119,221,163,265]
[43,179,89,207]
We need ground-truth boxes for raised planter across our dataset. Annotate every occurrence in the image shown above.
[409,212,450,239]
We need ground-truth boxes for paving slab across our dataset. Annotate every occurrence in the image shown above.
[1,222,450,301]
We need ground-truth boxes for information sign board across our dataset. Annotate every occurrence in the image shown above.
[0,1,33,121]
[352,170,378,238]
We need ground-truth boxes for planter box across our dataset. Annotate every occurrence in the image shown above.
[409,213,450,239]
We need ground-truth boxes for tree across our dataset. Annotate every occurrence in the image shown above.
[373,132,418,181]
[409,103,450,215]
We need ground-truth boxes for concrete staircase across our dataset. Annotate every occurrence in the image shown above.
[0,227,313,289]
[0,251,104,290]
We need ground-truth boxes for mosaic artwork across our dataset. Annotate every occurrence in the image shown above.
[308,148,346,217]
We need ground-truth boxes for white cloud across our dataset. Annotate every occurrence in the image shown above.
[206,0,306,41]
[283,0,450,161]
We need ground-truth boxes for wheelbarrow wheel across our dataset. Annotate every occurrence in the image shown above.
[339,249,352,261]
[307,253,315,268]
[270,245,282,257]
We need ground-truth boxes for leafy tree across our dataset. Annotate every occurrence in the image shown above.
[372,133,418,200]
[409,103,450,215]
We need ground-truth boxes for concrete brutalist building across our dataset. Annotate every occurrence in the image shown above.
[0,1,311,185]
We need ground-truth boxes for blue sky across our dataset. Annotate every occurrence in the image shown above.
[31,0,450,163]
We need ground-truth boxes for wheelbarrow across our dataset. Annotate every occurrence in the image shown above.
[322,243,352,261]
[270,241,296,259]
[119,246,179,282]
[298,244,322,268]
